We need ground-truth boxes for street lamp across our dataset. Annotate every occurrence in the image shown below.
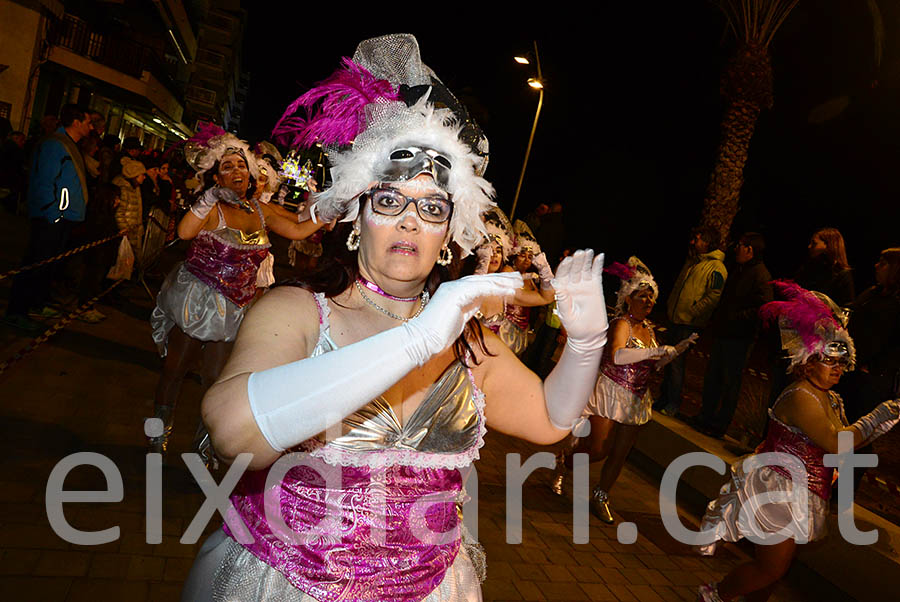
[509,40,544,222]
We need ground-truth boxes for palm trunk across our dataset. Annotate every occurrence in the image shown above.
[700,43,773,246]
[700,98,762,244]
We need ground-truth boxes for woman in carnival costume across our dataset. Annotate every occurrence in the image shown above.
[480,220,554,355]
[147,127,328,453]
[696,281,900,602]
[251,141,313,291]
[181,34,609,601]
[472,209,554,354]
[549,257,696,523]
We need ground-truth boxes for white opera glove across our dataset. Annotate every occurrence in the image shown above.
[852,399,900,444]
[247,272,523,452]
[674,332,700,354]
[474,244,493,275]
[543,250,608,430]
[655,332,699,371]
[532,252,554,289]
[190,186,238,219]
[614,346,673,365]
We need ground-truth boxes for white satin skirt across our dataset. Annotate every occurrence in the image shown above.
[180,529,484,602]
[581,373,652,426]
[697,457,829,555]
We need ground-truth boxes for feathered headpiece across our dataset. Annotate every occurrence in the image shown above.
[184,124,259,189]
[479,206,513,261]
[254,141,283,193]
[760,280,855,372]
[512,219,541,256]
[271,34,493,256]
[604,256,658,312]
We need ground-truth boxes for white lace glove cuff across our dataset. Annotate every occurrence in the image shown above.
[852,399,900,444]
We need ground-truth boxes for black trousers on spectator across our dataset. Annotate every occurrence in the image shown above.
[7,218,75,317]
[699,335,755,435]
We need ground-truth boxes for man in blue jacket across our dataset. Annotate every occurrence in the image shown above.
[4,104,93,331]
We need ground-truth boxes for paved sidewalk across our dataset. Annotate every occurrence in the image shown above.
[0,209,853,601]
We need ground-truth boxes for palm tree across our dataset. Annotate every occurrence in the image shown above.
[701,0,886,245]
[700,0,799,245]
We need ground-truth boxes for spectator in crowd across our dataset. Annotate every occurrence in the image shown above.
[4,104,93,332]
[0,130,27,213]
[795,227,855,308]
[98,135,120,184]
[693,232,773,439]
[122,136,142,159]
[838,247,900,422]
[525,201,549,234]
[654,225,727,416]
[536,201,565,269]
[75,183,121,323]
[89,111,106,137]
[113,157,146,259]
[140,152,162,223]
[79,134,101,182]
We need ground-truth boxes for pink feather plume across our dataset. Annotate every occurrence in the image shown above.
[604,262,636,281]
[272,58,400,148]
[187,123,227,147]
[759,280,840,352]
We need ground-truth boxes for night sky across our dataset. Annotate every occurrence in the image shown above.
[241,3,900,297]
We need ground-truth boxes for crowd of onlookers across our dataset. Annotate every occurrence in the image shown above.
[0,104,194,331]
[522,209,900,449]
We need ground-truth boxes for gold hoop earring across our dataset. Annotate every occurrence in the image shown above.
[346,227,360,251]
[436,244,453,266]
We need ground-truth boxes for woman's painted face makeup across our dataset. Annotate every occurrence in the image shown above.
[364,209,447,234]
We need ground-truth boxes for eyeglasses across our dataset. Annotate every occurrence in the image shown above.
[366,187,453,224]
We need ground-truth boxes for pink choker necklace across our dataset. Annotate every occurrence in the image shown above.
[356,276,418,302]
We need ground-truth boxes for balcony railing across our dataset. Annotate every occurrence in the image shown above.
[49,14,185,101]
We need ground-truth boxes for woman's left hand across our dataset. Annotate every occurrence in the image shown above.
[551,249,608,352]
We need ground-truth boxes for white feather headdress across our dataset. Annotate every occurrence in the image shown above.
[271,34,493,256]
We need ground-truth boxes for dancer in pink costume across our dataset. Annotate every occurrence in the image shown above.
[696,282,900,602]
[549,257,696,523]
[473,208,554,353]
[180,34,610,601]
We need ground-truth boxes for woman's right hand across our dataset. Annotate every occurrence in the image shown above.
[405,273,523,365]
[190,185,238,219]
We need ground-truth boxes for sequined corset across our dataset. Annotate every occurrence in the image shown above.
[479,311,504,335]
[504,302,530,330]
[600,318,658,398]
[759,412,834,501]
[184,205,270,307]
[225,294,486,602]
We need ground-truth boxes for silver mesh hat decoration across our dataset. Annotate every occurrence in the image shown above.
[511,220,541,256]
[481,206,513,261]
[272,33,493,256]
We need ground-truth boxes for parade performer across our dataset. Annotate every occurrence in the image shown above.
[251,141,308,290]
[549,257,696,523]
[147,128,327,453]
[181,34,609,601]
[479,220,554,355]
[696,281,900,602]
[473,209,553,354]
